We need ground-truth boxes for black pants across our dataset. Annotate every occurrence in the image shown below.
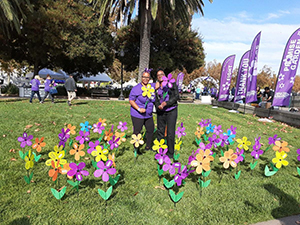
[42,91,54,102]
[131,116,154,149]
[157,107,178,157]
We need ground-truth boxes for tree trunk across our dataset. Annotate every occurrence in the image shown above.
[138,0,152,83]
[33,61,39,79]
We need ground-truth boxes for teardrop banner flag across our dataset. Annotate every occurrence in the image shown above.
[176,72,184,92]
[218,55,236,101]
[272,28,300,107]
[246,31,261,103]
[234,50,250,103]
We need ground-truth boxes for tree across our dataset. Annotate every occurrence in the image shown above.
[0,0,113,76]
[206,60,222,81]
[90,0,212,81]
[116,16,205,79]
[257,65,277,89]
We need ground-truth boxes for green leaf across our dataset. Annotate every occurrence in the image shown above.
[109,174,120,186]
[51,186,67,200]
[29,171,33,181]
[163,92,168,99]
[265,146,271,152]
[69,139,73,147]
[173,153,180,161]
[91,160,98,169]
[202,170,211,177]
[67,180,78,187]
[229,141,235,145]
[216,141,221,147]
[19,150,25,160]
[212,152,216,158]
[297,167,300,176]
[98,186,113,201]
[169,190,184,203]
[163,178,175,189]
[203,134,208,142]
[32,152,41,162]
[199,178,211,188]
[270,163,279,172]
[157,164,163,176]
[250,161,258,170]
[134,149,137,158]
[221,150,224,157]
[24,175,30,184]
[234,170,241,180]
[264,165,277,177]
[195,137,200,146]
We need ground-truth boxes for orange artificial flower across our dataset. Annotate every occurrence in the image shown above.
[98,118,107,127]
[104,129,113,142]
[67,124,76,135]
[198,149,214,162]
[191,152,211,174]
[32,137,46,152]
[108,153,116,168]
[69,142,85,161]
[195,127,204,139]
[273,141,290,153]
[115,132,126,145]
[48,160,63,181]
[219,149,237,169]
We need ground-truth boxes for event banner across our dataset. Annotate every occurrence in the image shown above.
[176,72,184,92]
[272,27,300,107]
[218,55,235,101]
[246,31,261,103]
[234,50,250,102]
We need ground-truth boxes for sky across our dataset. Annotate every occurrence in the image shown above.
[191,0,300,75]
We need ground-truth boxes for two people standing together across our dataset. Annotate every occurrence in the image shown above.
[129,69,179,159]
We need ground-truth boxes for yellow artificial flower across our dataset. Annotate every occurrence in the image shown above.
[53,145,64,155]
[236,136,251,150]
[272,151,289,169]
[175,139,182,151]
[152,139,167,152]
[141,84,155,99]
[130,134,144,148]
[45,151,67,166]
[92,145,108,162]
[25,150,34,170]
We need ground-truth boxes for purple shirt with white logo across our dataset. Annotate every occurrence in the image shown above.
[30,79,40,91]
[44,79,52,92]
[129,83,155,119]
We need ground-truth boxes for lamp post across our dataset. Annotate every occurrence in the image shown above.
[118,49,125,100]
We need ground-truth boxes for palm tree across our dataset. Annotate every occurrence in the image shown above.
[0,0,31,38]
[90,0,212,81]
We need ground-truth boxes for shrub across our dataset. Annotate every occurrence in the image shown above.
[1,83,19,95]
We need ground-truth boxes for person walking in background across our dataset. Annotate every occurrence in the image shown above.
[64,75,77,106]
[29,75,42,104]
[195,86,201,99]
[41,74,55,103]
[129,69,155,152]
[155,69,179,159]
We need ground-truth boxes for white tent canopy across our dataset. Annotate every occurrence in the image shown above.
[78,72,112,83]
[122,78,137,88]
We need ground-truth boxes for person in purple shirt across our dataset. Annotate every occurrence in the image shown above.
[129,70,155,151]
[41,74,55,103]
[155,69,179,159]
[29,75,42,103]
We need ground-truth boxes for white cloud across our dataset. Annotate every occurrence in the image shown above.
[192,16,300,75]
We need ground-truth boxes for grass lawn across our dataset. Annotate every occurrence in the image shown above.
[1,98,300,225]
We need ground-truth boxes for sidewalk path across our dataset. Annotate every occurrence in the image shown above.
[252,214,300,225]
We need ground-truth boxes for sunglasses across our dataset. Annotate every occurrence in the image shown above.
[142,76,150,79]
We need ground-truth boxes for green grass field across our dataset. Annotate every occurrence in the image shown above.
[1,98,300,225]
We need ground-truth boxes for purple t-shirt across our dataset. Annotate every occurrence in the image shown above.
[44,79,52,92]
[30,79,40,91]
[129,83,156,119]
[157,86,177,112]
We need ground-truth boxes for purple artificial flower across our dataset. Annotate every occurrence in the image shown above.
[268,134,281,145]
[251,140,263,159]
[108,135,120,150]
[297,149,300,161]
[75,130,90,145]
[67,162,89,181]
[175,122,186,139]
[144,68,153,73]
[234,148,244,164]
[198,119,211,127]
[208,134,221,148]
[155,148,168,165]
[80,121,92,132]
[206,124,215,134]
[213,125,223,135]
[93,122,105,134]
[162,73,176,88]
[58,128,70,147]
[94,160,116,182]
[218,133,229,147]
[18,132,33,148]
[162,160,181,175]
[174,165,189,186]
[188,149,199,165]
[117,121,128,132]
[229,125,237,135]
[87,140,100,154]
